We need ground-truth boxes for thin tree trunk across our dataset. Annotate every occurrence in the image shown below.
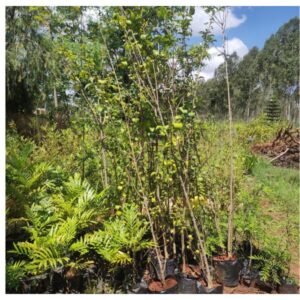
[98,113,108,188]
[221,9,235,259]
[53,86,58,108]
[100,128,108,188]
[173,227,177,257]
[246,98,250,122]
[162,231,169,259]
[82,124,85,181]
[181,227,186,272]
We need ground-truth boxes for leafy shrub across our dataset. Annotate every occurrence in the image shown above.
[251,246,290,286]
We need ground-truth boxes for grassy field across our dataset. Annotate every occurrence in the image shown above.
[252,158,299,283]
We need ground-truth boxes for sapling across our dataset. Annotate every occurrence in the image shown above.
[99,27,167,285]
[209,7,235,259]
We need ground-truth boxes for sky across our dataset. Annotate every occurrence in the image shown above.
[189,6,299,80]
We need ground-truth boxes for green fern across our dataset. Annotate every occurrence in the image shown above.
[10,174,108,277]
[11,241,70,275]
[6,135,58,219]
[6,260,27,292]
[72,203,153,265]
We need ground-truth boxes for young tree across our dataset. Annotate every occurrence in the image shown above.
[209,7,235,258]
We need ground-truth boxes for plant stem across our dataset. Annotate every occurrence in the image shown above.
[181,226,186,271]
[221,8,234,259]
[179,175,212,287]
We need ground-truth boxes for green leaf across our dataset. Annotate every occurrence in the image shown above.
[172,122,183,129]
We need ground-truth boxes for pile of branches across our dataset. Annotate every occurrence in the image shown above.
[252,126,300,168]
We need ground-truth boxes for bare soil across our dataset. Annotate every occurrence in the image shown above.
[213,255,237,261]
[148,277,178,292]
[223,284,272,294]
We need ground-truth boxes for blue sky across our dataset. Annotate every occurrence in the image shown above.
[227,6,299,49]
[189,6,299,80]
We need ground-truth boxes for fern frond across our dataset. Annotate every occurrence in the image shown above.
[25,162,53,190]
[11,241,36,257]
[67,259,95,270]
[69,236,90,255]
[98,248,132,265]
[30,246,70,273]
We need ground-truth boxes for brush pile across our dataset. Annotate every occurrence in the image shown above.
[252,126,300,168]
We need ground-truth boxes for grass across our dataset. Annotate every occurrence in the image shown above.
[252,158,299,282]
[253,158,299,208]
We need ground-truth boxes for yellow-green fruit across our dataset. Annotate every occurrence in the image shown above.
[172,122,183,129]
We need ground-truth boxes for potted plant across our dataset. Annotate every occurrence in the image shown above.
[208,7,242,287]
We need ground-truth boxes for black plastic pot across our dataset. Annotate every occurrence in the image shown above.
[213,257,242,287]
[149,258,177,280]
[254,278,273,293]
[176,275,199,294]
[240,270,259,287]
[177,274,223,294]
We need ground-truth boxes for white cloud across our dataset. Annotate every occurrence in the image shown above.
[190,7,247,36]
[199,38,249,80]
[226,37,249,57]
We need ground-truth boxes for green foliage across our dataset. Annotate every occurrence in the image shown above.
[253,159,299,248]
[235,181,266,246]
[265,98,281,122]
[9,174,107,277]
[73,203,153,265]
[6,261,27,293]
[251,246,290,286]
[235,115,284,144]
[6,131,61,218]
[243,154,258,175]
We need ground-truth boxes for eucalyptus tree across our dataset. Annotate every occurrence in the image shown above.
[6,7,53,116]
[233,47,260,120]
[257,17,299,122]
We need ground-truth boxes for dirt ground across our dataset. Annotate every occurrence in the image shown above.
[224,285,269,294]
